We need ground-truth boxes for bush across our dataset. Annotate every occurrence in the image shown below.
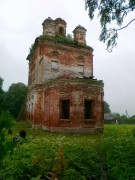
[1,139,57,180]
[104,136,135,179]
[19,130,26,138]
[132,127,135,138]
[0,111,14,131]
[0,111,15,161]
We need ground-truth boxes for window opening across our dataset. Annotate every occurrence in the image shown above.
[31,103,33,111]
[60,100,70,119]
[51,61,58,73]
[80,33,84,40]
[59,27,64,35]
[29,104,30,111]
[84,100,93,119]
[78,65,84,75]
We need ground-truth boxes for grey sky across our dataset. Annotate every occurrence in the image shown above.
[0,0,135,116]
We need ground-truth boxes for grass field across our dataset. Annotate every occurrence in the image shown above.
[1,122,135,180]
[12,121,135,141]
[104,124,135,135]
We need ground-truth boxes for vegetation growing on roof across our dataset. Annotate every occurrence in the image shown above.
[39,34,74,44]
[27,34,93,60]
[27,43,37,60]
[38,34,92,50]
[29,43,35,56]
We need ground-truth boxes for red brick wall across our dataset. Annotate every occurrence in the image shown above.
[28,79,104,133]
[27,38,104,133]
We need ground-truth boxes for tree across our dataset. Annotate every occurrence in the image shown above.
[0,111,16,169]
[85,0,135,51]
[0,77,3,91]
[104,101,111,113]
[6,83,27,119]
[0,111,14,131]
[0,76,4,114]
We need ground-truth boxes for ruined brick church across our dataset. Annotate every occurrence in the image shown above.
[26,17,104,133]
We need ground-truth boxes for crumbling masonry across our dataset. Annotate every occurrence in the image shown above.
[26,17,104,133]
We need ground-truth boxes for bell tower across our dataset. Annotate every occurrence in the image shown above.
[73,25,86,45]
[26,17,104,134]
[55,18,67,36]
[42,17,56,36]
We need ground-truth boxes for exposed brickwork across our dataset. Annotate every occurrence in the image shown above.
[26,17,104,134]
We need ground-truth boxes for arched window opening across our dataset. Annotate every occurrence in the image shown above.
[59,27,64,35]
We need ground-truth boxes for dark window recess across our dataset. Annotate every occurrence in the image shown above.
[84,100,93,119]
[60,100,70,119]
[59,27,64,35]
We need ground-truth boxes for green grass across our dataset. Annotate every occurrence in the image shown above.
[9,122,135,149]
[2,121,135,180]
[11,121,135,140]
[104,124,135,135]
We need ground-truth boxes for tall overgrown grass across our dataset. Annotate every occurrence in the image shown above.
[0,121,135,179]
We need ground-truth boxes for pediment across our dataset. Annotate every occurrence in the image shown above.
[49,50,60,57]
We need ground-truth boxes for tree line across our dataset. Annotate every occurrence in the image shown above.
[0,76,27,119]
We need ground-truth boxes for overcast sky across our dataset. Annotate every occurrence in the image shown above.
[0,0,135,116]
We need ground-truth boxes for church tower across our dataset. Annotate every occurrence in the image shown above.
[42,17,56,36]
[26,17,104,134]
[73,25,86,45]
[55,18,67,36]
[42,17,67,37]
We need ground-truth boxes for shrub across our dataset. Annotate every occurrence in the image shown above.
[19,130,26,138]
[0,111,15,161]
[132,127,135,138]
[1,139,57,180]
[101,135,135,179]
[0,111,14,131]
